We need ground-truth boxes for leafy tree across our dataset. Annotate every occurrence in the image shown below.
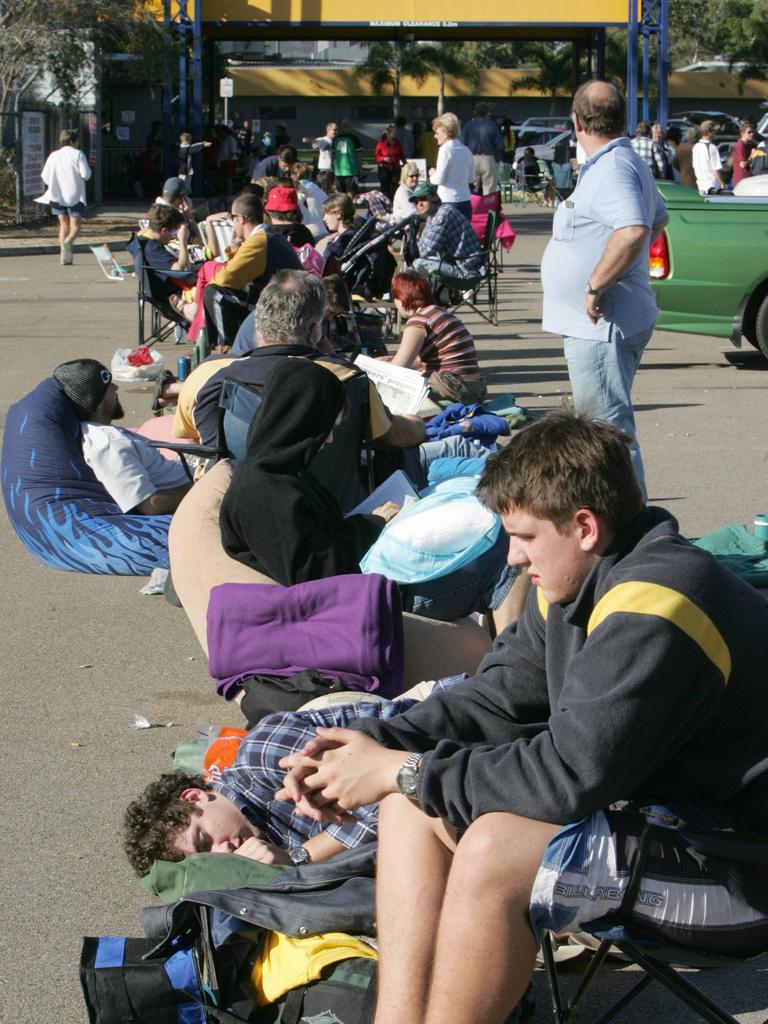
[509,43,573,114]
[667,0,720,67]
[0,0,162,115]
[418,42,480,116]
[604,29,628,90]
[712,0,768,89]
[464,41,530,69]
[353,41,432,119]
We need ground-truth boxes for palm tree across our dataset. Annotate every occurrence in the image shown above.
[353,41,432,119]
[604,29,628,90]
[509,43,573,115]
[418,41,480,116]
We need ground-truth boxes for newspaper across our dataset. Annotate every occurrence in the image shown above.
[354,354,429,416]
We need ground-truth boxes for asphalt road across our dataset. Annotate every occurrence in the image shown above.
[1,207,766,1023]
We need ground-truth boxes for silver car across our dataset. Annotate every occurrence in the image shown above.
[513,127,574,165]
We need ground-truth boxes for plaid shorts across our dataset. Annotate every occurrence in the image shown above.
[529,807,768,957]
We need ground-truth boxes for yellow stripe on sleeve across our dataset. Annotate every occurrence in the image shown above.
[587,581,731,683]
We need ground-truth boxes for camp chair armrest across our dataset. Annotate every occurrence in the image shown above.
[146,440,224,459]
[146,438,226,484]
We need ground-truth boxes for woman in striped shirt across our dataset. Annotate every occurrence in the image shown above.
[390,270,487,403]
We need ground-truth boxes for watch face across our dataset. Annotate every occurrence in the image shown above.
[397,765,419,797]
[289,846,310,866]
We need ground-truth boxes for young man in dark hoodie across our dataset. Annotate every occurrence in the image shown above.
[279,412,768,1024]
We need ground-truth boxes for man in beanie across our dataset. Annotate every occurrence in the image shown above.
[52,359,191,515]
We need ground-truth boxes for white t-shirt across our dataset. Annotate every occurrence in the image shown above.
[430,138,474,204]
[392,183,415,222]
[35,146,92,207]
[313,136,334,170]
[692,140,722,194]
[81,423,188,513]
[297,179,328,239]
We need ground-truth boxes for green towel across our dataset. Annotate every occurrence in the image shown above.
[171,736,209,776]
[140,852,284,903]
[693,524,768,587]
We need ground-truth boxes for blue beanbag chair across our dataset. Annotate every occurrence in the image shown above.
[1,378,171,574]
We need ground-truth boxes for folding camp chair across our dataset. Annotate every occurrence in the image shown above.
[204,282,260,349]
[89,244,132,281]
[126,232,192,347]
[429,210,499,326]
[541,814,768,1024]
[497,162,514,204]
[149,366,375,511]
[513,160,554,207]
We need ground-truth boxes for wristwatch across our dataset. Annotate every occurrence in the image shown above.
[396,752,422,799]
[288,846,311,866]
[586,282,600,295]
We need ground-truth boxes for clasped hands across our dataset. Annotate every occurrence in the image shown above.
[276,727,407,823]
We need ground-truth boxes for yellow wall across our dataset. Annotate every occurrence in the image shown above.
[667,70,768,101]
[229,67,572,98]
[229,66,768,100]
[146,0,626,24]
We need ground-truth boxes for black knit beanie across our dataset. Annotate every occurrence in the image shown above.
[52,359,112,420]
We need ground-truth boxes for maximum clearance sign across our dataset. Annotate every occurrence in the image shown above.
[150,0,627,26]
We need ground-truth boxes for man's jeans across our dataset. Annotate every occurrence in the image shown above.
[401,529,517,622]
[563,325,653,501]
[399,436,510,621]
[413,256,475,281]
[400,436,490,490]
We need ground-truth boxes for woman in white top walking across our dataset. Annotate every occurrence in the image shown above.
[36,129,92,265]
[429,113,474,221]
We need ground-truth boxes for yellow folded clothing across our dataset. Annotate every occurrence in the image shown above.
[249,931,378,1006]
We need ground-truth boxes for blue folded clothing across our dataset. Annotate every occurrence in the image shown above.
[425,403,510,445]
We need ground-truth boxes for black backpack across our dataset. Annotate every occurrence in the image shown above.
[80,900,256,1024]
[80,904,378,1024]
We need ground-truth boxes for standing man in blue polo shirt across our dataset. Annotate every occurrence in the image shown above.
[541,80,668,499]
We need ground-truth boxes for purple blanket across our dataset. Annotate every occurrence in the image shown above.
[207,574,404,700]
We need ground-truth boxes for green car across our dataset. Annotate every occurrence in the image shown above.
[649,182,768,357]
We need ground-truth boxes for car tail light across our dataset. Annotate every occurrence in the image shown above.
[649,231,669,279]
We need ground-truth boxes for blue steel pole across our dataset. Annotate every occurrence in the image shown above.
[162,0,173,177]
[627,0,639,134]
[192,0,203,196]
[177,0,189,132]
[642,27,650,123]
[658,0,669,124]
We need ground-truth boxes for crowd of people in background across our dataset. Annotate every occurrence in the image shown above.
[630,115,768,196]
[128,103,768,217]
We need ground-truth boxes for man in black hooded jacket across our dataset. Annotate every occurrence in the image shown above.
[278,412,768,1024]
